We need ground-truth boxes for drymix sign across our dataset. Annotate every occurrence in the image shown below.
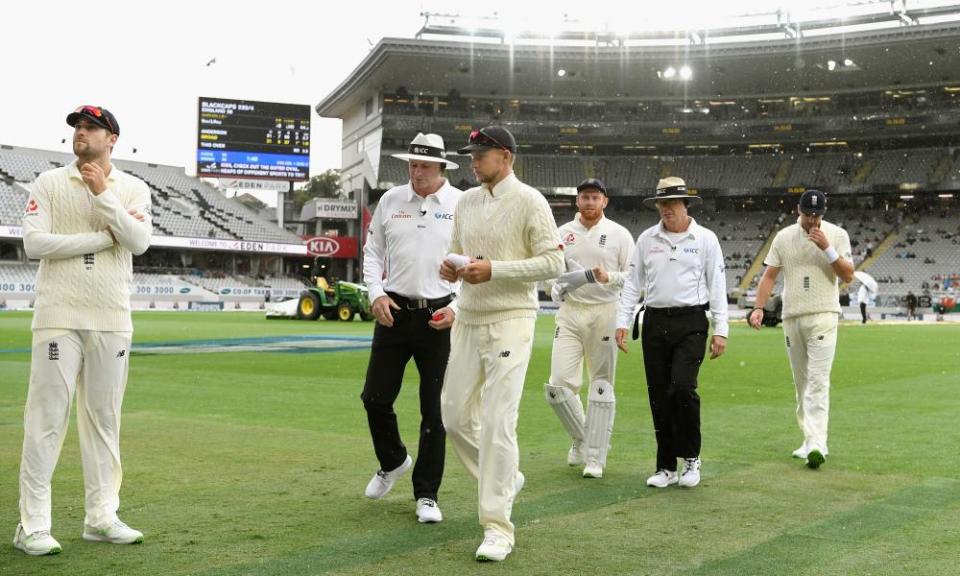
[304,236,358,259]
[314,200,357,220]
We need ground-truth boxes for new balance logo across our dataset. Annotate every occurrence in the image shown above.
[48,342,60,361]
[554,326,560,340]
[599,234,607,247]
[83,253,95,270]
[116,350,126,358]
[601,336,610,342]
[498,350,511,358]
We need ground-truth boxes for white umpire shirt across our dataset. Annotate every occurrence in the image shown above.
[616,217,729,338]
[558,214,635,305]
[363,180,463,304]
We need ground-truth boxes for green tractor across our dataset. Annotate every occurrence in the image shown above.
[296,277,374,321]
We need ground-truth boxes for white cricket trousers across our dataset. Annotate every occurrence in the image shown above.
[782,312,838,455]
[441,316,535,546]
[549,301,618,391]
[20,329,131,533]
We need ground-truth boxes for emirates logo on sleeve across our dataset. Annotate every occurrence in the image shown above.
[24,199,39,215]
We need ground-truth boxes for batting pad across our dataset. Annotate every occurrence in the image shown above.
[585,379,616,466]
[544,382,585,442]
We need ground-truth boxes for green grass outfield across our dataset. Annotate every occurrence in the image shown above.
[1,311,958,575]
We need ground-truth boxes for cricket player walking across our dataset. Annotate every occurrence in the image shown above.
[545,178,634,479]
[748,189,854,469]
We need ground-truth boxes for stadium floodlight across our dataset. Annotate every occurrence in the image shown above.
[827,60,837,71]
[663,66,676,79]
[557,69,567,77]
[680,65,693,80]
[843,58,855,66]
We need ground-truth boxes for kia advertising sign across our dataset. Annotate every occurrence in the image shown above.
[304,236,358,259]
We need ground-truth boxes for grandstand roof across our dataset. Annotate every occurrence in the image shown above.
[317,21,960,117]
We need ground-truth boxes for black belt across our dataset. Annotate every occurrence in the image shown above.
[632,303,709,340]
[387,292,454,310]
[644,303,710,317]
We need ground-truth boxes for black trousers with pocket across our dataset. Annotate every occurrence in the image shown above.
[361,298,450,501]
[640,307,709,472]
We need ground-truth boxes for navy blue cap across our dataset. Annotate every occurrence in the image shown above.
[576,178,606,194]
[799,189,827,215]
[66,105,119,135]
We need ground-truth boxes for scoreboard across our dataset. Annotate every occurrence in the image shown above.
[197,97,310,181]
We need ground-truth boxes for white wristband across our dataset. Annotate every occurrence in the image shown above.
[824,246,839,263]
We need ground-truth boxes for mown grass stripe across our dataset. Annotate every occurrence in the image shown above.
[197,474,666,576]
[684,477,960,575]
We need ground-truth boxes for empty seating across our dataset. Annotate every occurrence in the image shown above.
[0,145,302,245]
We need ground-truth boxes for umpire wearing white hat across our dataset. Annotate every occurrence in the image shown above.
[360,133,462,524]
[615,176,728,489]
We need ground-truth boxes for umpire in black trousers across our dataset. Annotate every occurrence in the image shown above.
[359,133,463,523]
[615,177,729,489]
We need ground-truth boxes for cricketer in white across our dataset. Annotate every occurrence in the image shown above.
[544,178,634,480]
[440,126,564,562]
[15,105,151,556]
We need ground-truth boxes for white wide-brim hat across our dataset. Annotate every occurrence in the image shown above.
[390,132,459,169]
[642,176,703,208]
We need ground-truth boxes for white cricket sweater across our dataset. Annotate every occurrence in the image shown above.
[450,173,564,325]
[22,161,153,332]
[764,218,852,320]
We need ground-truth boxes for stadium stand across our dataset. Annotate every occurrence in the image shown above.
[862,209,960,293]
[378,148,960,193]
[0,181,27,226]
[0,146,303,245]
[0,262,37,286]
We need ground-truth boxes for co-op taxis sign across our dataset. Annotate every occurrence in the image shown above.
[304,236,358,259]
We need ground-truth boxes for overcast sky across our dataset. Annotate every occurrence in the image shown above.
[1,0,874,177]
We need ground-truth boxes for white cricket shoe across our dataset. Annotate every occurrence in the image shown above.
[567,442,585,466]
[416,498,443,523]
[679,457,701,487]
[646,469,678,488]
[364,454,412,499]
[582,458,603,479]
[82,519,144,544]
[514,471,525,496]
[475,531,512,562]
[13,523,61,556]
